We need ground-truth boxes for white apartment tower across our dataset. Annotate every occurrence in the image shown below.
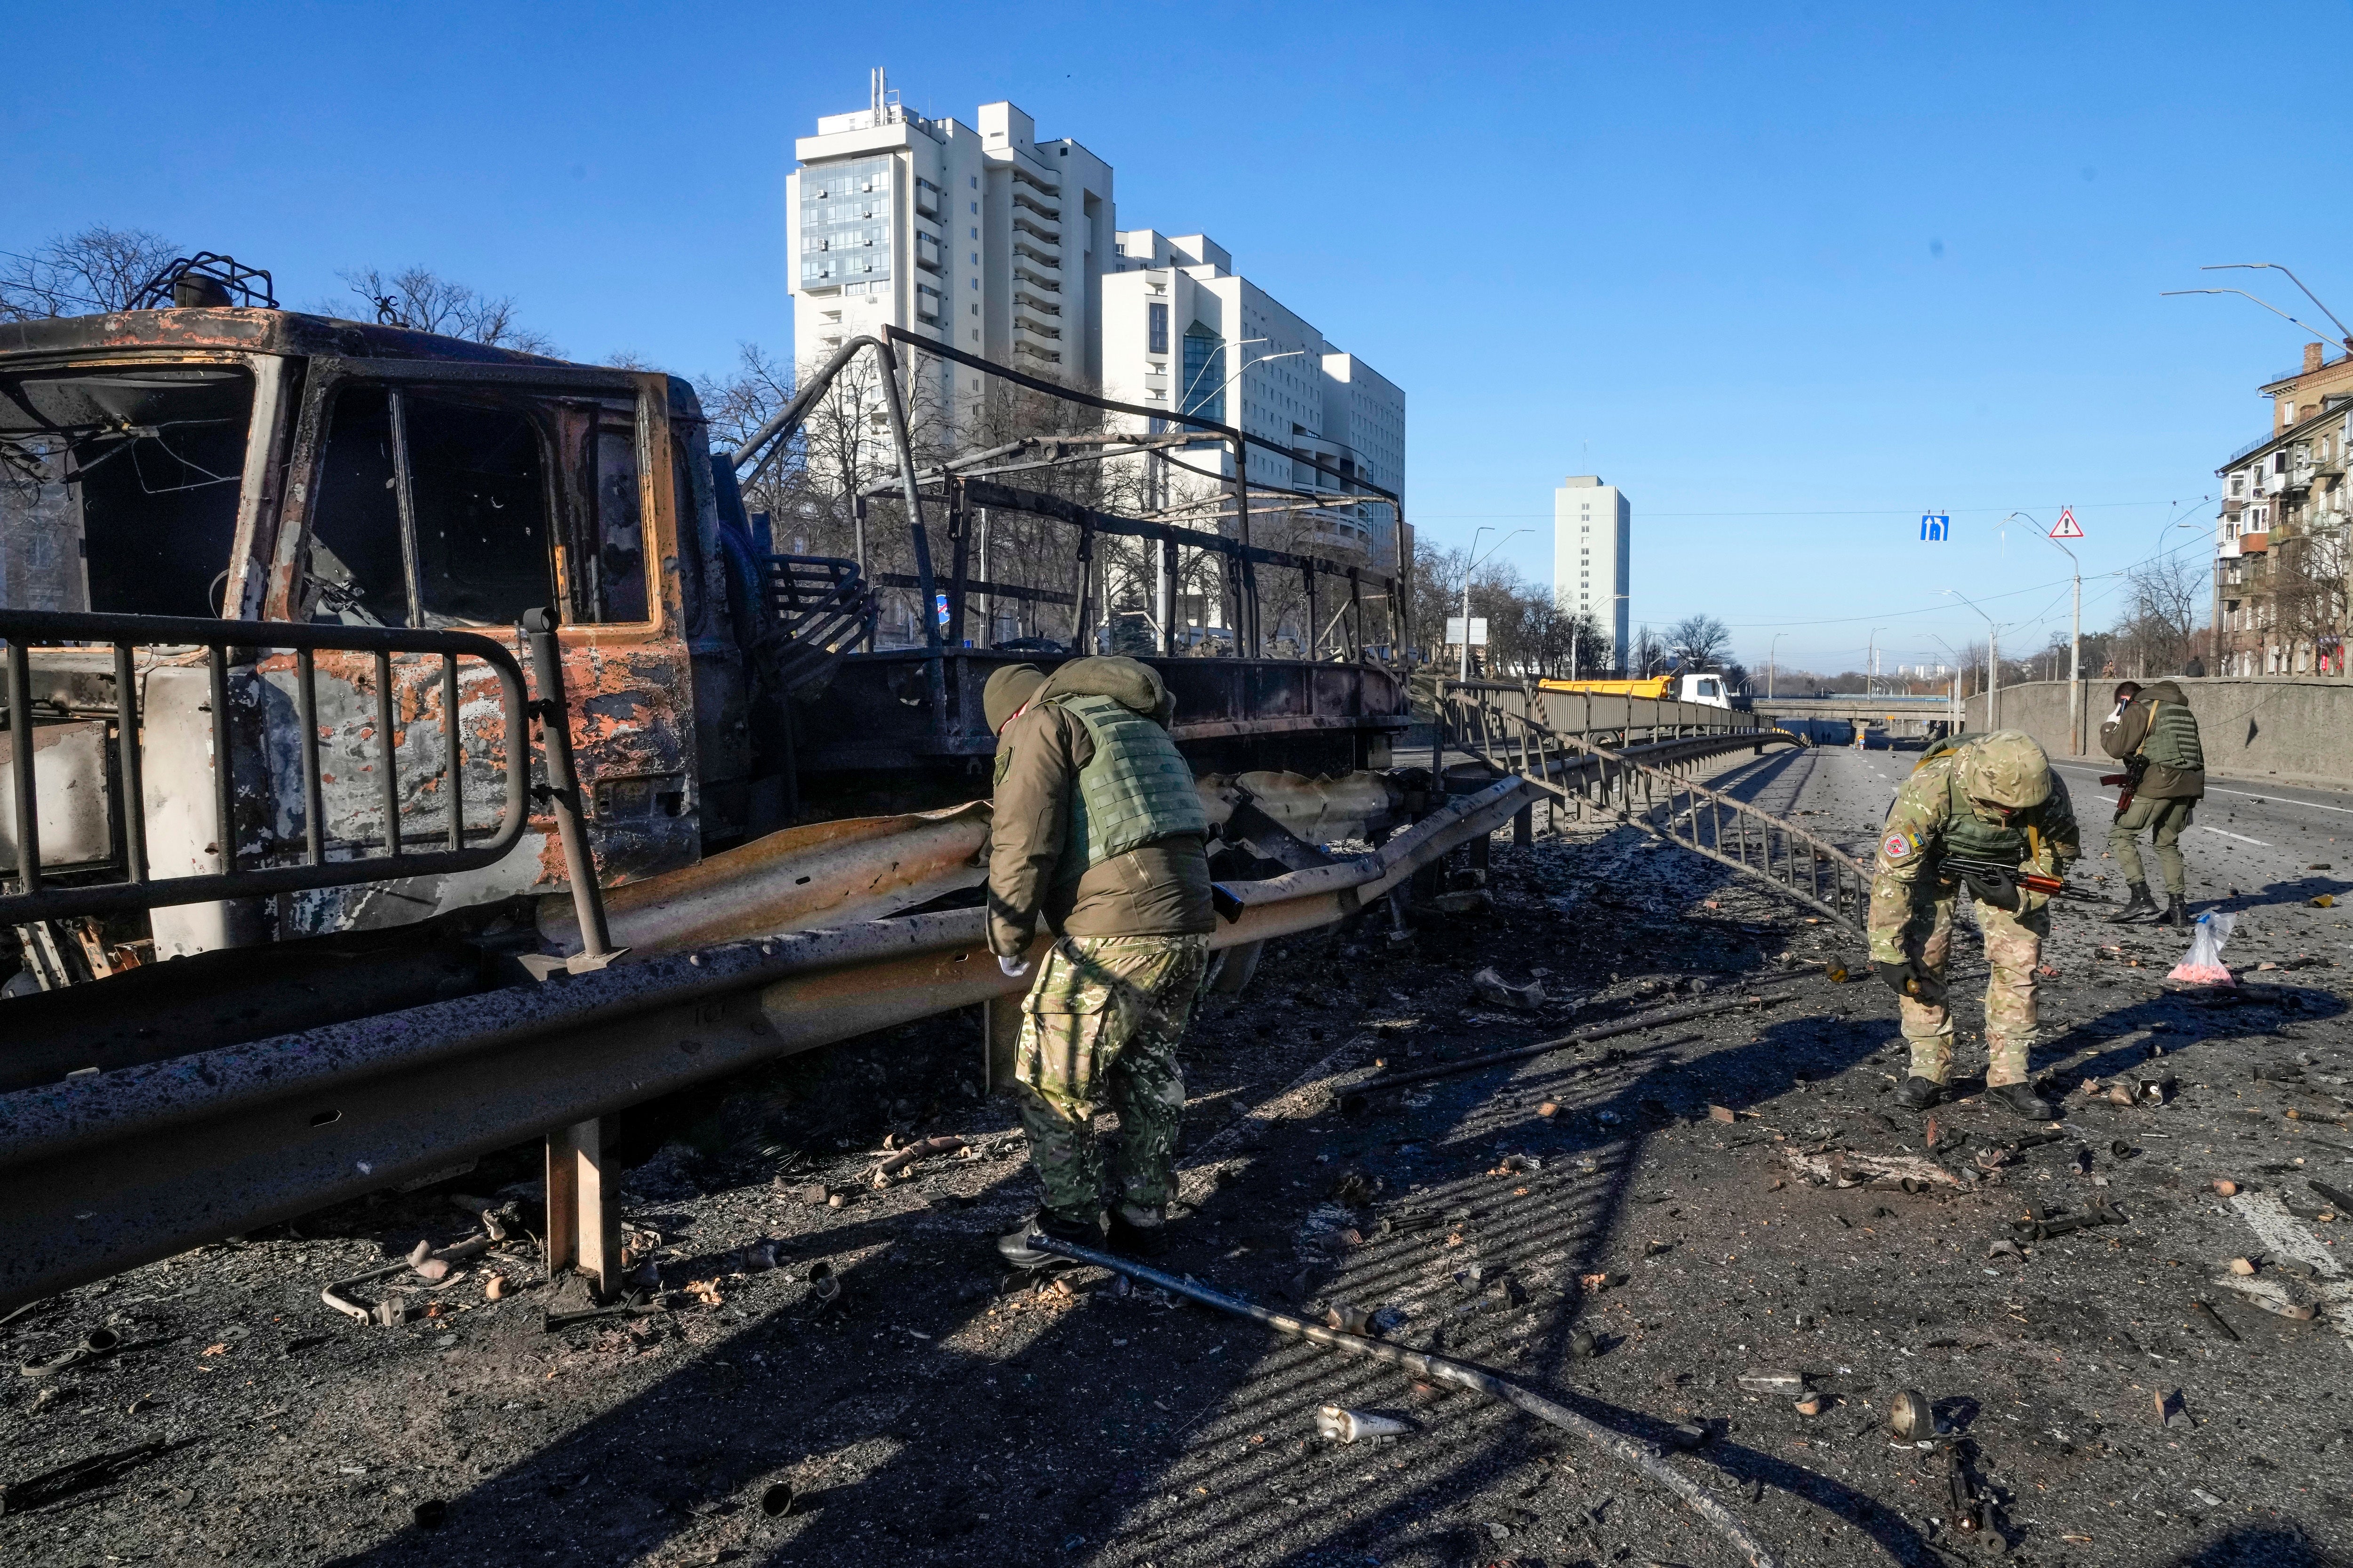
[787,73,1115,432]
[1099,231,1408,609]
[1554,476,1630,668]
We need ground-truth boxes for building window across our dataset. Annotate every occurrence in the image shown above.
[1148,302,1169,355]
[1181,323,1225,424]
[799,155,893,288]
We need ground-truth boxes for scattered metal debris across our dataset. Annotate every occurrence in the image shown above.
[0,1439,169,1515]
[1315,1404,1409,1442]
[1031,1233,1784,1568]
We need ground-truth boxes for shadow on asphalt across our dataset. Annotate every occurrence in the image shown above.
[316,767,2341,1568]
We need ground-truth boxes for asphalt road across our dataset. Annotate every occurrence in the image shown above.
[4,744,2347,1568]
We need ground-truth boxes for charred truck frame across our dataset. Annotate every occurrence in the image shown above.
[0,276,1412,973]
[0,264,1797,1311]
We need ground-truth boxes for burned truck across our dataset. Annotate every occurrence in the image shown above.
[0,259,1414,987]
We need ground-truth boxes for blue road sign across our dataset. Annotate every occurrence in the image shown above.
[1920,513,1950,542]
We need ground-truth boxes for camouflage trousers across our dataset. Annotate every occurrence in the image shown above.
[1013,934,1210,1230]
[1895,889,2047,1088]
[2110,796,2195,897]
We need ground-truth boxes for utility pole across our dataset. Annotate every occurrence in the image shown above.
[1457,526,1529,682]
[1866,628,1884,697]
[1769,632,1783,700]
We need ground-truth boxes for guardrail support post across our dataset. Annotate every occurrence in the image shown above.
[546,1117,618,1300]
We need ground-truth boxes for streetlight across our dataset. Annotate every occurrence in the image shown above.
[1931,633,1966,736]
[1866,627,1884,697]
[1941,588,2000,730]
[1458,526,1530,681]
[2009,511,2081,755]
[1768,632,1784,700]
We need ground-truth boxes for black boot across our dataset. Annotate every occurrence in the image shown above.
[2155,893,2190,928]
[996,1212,1099,1270]
[2108,883,2157,923]
[1106,1209,1170,1259]
[1896,1076,1945,1112]
[1987,1082,2056,1121]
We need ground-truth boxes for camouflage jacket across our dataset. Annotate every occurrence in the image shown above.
[1865,749,2081,962]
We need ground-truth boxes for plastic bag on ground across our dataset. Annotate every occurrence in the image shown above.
[2167,910,2237,985]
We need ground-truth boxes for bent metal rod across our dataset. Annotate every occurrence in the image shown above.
[1034,1236,1783,1568]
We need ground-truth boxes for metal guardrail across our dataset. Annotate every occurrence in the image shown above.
[1441,684,1871,930]
[1,608,531,923]
[0,773,1539,1311]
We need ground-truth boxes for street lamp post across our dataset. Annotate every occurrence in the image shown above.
[1941,588,2000,731]
[1932,634,1966,736]
[1866,627,1884,697]
[1769,632,1783,700]
[2013,512,2081,755]
[1458,527,1530,681]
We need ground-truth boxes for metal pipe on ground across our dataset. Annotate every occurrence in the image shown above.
[1033,1236,1782,1568]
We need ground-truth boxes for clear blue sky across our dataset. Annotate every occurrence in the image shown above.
[12,1,2347,673]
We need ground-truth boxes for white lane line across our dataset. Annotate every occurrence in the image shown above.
[2225,1191,2353,1345]
[2196,826,2271,846]
[2051,762,2353,816]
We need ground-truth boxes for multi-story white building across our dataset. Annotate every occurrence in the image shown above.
[785,77,1406,652]
[1553,476,1631,668]
[1097,231,1406,644]
[787,74,1115,433]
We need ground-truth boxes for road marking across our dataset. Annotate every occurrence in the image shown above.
[2225,1191,2353,1345]
[2052,762,2353,816]
[2195,826,2270,846]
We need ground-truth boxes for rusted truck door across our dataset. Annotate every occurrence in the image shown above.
[267,360,700,937]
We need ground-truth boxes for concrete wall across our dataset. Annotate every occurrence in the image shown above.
[1963,678,2353,789]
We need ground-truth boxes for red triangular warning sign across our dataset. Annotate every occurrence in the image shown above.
[2049,507,2084,539]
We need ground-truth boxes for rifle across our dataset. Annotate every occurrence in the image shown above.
[1940,855,2109,911]
[2100,756,2148,818]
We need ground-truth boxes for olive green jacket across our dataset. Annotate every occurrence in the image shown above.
[986,657,1214,957]
[2099,680,2204,800]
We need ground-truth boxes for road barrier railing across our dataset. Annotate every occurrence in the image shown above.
[1440,681,1870,930]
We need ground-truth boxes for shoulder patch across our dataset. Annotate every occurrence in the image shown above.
[1882,830,1924,862]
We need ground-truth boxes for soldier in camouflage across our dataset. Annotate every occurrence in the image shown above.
[1867,730,2081,1120]
[980,656,1216,1269]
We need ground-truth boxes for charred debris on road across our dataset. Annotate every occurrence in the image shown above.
[4,748,2352,1566]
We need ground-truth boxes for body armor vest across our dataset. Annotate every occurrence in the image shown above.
[1054,693,1208,878]
[1942,769,2029,863]
[2142,701,2203,772]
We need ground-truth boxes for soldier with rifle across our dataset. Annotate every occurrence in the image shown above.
[2100,679,2204,928]
[1868,731,2085,1120]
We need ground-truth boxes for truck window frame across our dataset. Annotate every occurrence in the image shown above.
[275,359,668,634]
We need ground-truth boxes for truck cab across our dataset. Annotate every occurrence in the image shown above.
[1,304,755,954]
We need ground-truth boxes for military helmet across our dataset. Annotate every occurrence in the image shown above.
[1957,730,2052,809]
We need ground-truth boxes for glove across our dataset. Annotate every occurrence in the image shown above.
[1961,867,2022,912]
[1872,959,1945,1004]
[997,953,1031,979]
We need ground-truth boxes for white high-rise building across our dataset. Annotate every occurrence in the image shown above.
[787,73,1115,434]
[1098,231,1407,640]
[784,76,1408,650]
[1554,476,1630,669]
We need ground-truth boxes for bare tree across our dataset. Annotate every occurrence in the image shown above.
[2265,528,2347,676]
[0,225,179,320]
[2110,553,2205,678]
[1666,613,1733,671]
[331,265,561,356]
